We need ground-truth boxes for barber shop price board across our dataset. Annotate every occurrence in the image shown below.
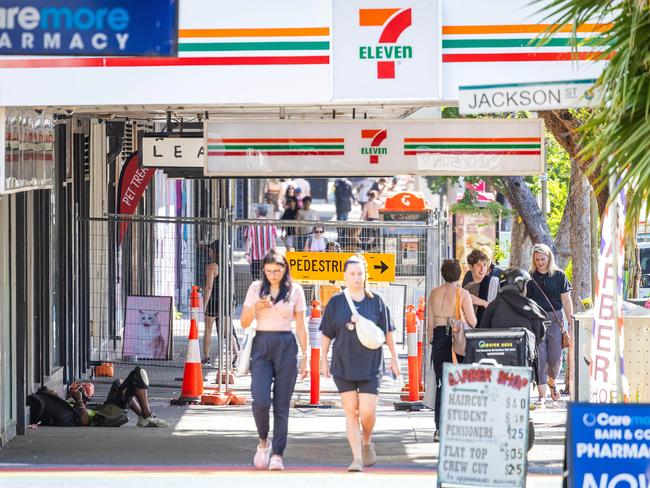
[438,363,532,488]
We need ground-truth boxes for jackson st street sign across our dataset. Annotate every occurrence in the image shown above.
[459,79,598,114]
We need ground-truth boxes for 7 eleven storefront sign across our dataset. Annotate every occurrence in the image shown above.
[204,119,544,177]
[332,0,440,101]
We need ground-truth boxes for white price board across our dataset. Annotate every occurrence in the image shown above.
[438,363,532,488]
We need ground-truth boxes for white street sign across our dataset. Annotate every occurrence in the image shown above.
[142,137,205,168]
[459,79,598,114]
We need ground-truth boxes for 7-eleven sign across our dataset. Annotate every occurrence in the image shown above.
[361,129,388,164]
[332,0,441,101]
[359,8,413,79]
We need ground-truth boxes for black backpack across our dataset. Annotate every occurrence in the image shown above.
[27,387,78,427]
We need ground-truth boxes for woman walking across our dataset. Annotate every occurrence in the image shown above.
[320,255,400,472]
[240,250,308,471]
[428,259,477,441]
[527,243,573,407]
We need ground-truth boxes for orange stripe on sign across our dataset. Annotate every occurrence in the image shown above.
[442,23,613,35]
[207,138,344,143]
[361,130,381,138]
[359,9,400,26]
[179,27,330,38]
[404,137,541,143]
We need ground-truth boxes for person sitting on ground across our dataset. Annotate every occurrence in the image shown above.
[27,366,168,428]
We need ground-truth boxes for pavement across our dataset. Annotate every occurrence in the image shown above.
[0,377,568,487]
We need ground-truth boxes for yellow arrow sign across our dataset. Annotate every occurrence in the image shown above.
[286,251,396,283]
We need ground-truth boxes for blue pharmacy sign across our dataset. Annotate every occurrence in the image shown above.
[0,1,178,56]
[567,403,650,488]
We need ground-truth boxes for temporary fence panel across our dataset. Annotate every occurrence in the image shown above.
[83,210,447,386]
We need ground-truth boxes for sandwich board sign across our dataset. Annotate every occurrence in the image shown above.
[438,362,531,487]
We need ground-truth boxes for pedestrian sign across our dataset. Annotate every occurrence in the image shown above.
[286,251,395,283]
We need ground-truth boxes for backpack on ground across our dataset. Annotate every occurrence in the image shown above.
[26,387,78,427]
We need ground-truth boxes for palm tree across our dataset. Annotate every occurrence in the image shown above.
[539,0,650,227]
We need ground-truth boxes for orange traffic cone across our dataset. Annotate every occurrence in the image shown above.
[171,286,204,405]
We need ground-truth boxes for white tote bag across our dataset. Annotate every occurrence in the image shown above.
[343,289,385,350]
[236,321,256,375]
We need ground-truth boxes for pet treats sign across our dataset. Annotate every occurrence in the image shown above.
[123,295,173,360]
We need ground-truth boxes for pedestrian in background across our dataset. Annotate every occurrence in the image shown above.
[245,206,277,280]
[240,250,308,471]
[296,195,319,251]
[527,243,573,408]
[427,259,476,442]
[334,178,354,221]
[463,249,499,324]
[280,196,299,250]
[320,255,400,472]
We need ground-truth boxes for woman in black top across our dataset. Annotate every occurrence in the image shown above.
[527,243,573,407]
[281,196,299,250]
[320,255,400,472]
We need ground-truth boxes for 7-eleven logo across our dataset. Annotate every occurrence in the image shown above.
[361,129,388,164]
[359,8,413,79]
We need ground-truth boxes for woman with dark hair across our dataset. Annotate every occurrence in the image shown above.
[240,249,308,471]
[427,259,477,442]
[320,255,400,472]
[203,240,239,366]
[281,196,299,250]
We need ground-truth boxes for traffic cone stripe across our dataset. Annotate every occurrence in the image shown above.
[186,338,201,364]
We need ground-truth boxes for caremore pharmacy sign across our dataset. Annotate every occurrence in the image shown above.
[0,0,178,56]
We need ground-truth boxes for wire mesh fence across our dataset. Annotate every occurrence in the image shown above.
[83,212,448,387]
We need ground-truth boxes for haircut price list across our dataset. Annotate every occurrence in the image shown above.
[438,363,532,488]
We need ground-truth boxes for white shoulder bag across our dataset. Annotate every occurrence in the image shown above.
[343,289,385,350]
[236,320,256,375]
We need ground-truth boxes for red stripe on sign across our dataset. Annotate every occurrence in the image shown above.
[404,150,541,155]
[208,151,345,156]
[208,138,344,143]
[0,56,330,69]
[442,52,607,63]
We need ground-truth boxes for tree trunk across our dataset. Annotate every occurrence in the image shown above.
[509,214,533,270]
[554,204,571,270]
[501,176,553,248]
[567,160,593,311]
[538,110,608,217]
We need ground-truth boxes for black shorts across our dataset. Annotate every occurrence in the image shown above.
[333,375,381,395]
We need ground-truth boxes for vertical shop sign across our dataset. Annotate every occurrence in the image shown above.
[116,152,155,243]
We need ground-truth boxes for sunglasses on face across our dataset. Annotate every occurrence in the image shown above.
[314,230,324,234]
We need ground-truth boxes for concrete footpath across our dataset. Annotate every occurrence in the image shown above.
[0,377,567,487]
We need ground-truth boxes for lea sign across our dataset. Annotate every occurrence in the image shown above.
[459,79,598,115]
[0,0,178,56]
[142,136,204,168]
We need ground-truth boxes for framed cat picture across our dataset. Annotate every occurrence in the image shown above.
[123,295,173,360]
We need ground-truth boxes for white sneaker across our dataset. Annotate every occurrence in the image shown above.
[268,455,285,471]
[253,441,272,469]
[137,415,168,427]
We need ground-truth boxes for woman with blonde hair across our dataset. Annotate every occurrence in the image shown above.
[527,243,573,407]
[320,255,400,472]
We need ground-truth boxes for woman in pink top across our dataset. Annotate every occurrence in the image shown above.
[240,250,308,471]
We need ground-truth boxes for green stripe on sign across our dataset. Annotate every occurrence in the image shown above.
[442,37,600,49]
[179,41,330,52]
[208,144,344,150]
[404,144,541,149]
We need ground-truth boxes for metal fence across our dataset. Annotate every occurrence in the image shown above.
[83,212,448,387]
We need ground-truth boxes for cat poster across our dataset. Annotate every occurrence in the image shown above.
[123,296,173,360]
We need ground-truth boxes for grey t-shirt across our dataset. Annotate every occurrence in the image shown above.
[320,292,394,381]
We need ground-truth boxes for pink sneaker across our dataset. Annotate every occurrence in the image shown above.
[253,441,272,469]
[268,455,285,471]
